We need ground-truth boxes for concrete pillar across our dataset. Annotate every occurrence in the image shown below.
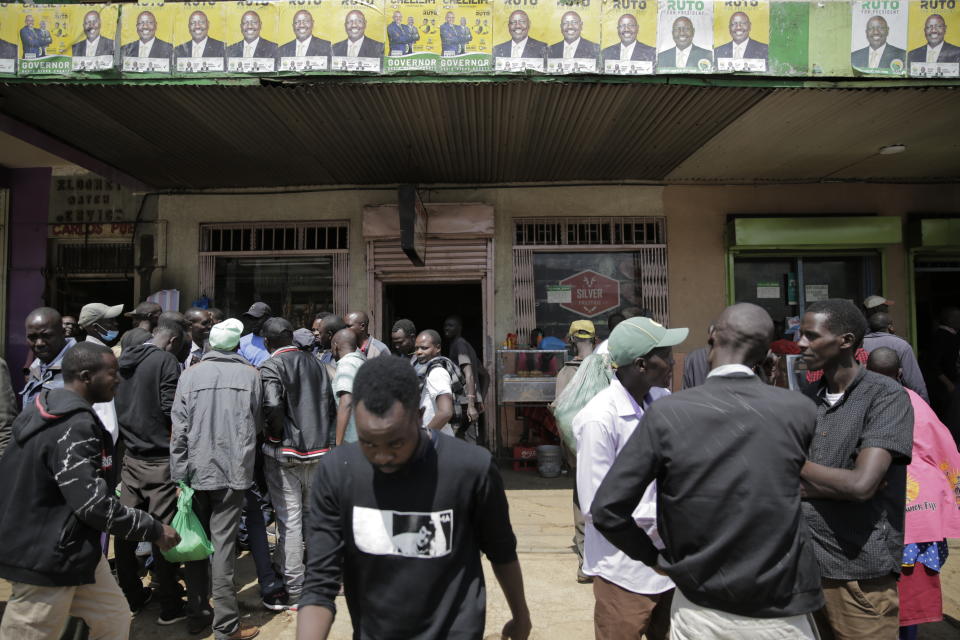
[3,168,50,392]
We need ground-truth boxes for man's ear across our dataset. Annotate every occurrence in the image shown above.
[77,368,94,385]
[839,332,857,350]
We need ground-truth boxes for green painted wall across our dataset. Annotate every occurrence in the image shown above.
[769,1,810,76]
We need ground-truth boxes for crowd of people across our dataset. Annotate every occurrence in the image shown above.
[0,293,956,640]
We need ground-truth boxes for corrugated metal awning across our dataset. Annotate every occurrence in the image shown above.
[0,78,771,188]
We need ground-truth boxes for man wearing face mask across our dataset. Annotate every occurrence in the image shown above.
[78,302,124,444]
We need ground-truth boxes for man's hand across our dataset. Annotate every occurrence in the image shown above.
[156,524,181,552]
[501,614,532,640]
[467,403,479,424]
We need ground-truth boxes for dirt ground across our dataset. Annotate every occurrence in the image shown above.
[2,469,959,639]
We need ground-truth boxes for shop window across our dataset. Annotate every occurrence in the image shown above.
[733,254,881,334]
[54,242,134,273]
[199,221,349,320]
[513,217,668,344]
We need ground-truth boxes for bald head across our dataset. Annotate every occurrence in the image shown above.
[332,327,359,360]
[867,347,901,380]
[345,311,370,341]
[26,307,67,364]
[709,303,774,369]
[867,312,892,334]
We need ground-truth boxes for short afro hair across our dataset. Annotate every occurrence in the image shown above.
[352,355,419,417]
[391,318,417,336]
[62,342,114,382]
[806,299,868,348]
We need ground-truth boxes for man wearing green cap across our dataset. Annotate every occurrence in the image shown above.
[171,318,263,639]
[573,316,686,638]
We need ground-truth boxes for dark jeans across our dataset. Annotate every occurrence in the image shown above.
[243,488,285,597]
[114,456,183,616]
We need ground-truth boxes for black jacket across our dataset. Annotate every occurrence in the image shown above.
[0,389,162,586]
[115,342,181,458]
[260,346,336,461]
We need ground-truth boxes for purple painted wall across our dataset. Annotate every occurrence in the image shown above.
[4,168,50,393]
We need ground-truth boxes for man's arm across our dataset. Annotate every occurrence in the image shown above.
[260,363,286,440]
[335,392,351,446]
[0,359,17,456]
[296,459,343,640]
[801,448,893,501]
[460,360,480,423]
[492,560,531,640]
[899,349,930,404]
[170,381,190,482]
[158,355,180,423]
[590,413,662,566]
[425,393,453,431]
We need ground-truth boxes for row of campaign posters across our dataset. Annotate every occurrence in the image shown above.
[0,1,957,77]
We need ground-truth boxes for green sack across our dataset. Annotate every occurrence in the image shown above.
[550,353,614,452]
[160,482,213,563]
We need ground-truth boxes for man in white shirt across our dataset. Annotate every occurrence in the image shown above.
[415,330,456,437]
[657,16,712,70]
[183,307,212,368]
[594,311,625,356]
[574,316,687,639]
[332,10,384,59]
[226,10,277,60]
[601,14,655,64]
[278,10,331,60]
[851,15,904,71]
[121,11,173,59]
[174,10,226,63]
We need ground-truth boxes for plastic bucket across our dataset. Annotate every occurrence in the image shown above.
[536,445,563,478]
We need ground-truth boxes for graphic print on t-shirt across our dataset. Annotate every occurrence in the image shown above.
[353,506,453,558]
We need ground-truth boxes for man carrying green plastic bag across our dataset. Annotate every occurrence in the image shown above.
[162,483,214,563]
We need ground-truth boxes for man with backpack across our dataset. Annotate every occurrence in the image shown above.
[414,330,464,436]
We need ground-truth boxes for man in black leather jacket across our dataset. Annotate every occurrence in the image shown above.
[259,317,337,609]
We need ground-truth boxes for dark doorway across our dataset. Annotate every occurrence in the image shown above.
[52,276,136,331]
[914,256,960,387]
[382,282,484,360]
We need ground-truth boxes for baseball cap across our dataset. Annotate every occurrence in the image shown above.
[78,303,125,328]
[608,316,688,367]
[209,318,244,351]
[568,320,596,339]
[242,302,272,319]
[292,328,315,350]
[863,295,894,309]
[124,301,162,319]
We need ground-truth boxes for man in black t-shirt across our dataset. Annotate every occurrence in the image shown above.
[297,356,531,640]
[442,315,488,444]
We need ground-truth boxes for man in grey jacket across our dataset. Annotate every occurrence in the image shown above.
[171,318,262,640]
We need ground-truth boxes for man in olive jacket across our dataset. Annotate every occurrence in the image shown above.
[171,318,262,640]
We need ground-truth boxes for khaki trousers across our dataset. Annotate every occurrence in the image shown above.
[815,576,899,640]
[0,555,129,640]
[670,588,819,640]
[593,576,672,640]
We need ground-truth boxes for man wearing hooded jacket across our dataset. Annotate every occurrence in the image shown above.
[0,342,179,640]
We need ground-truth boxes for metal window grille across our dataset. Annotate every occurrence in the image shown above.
[512,217,669,344]
[54,242,134,273]
[199,221,350,316]
[200,221,348,253]
[514,217,665,247]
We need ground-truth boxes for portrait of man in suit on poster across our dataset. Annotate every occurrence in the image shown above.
[72,10,115,57]
[122,11,173,59]
[851,15,904,71]
[277,9,331,59]
[332,10,384,58]
[658,16,712,70]
[601,13,655,65]
[547,11,599,60]
[175,10,226,62]
[715,11,767,68]
[907,13,960,64]
[492,10,546,60]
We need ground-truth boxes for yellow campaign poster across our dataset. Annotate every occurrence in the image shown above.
[224,1,280,73]
[172,2,228,75]
[492,0,551,72]
[17,3,78,75]
[713,0,768,73]
[276,0,337,73]
[385,0,440,73]
[70,5,120,74]
[907,1,960,78]
[601,0,657,75]
[542,0,600,74]
[0,4,21,75]
[120,2,176,74]
[329,0,385,72]
[437,0,492,73]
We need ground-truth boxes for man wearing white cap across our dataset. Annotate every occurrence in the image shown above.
[863,294,893,318]
[572,316,686,639]
[78,302,124,444]
[171,318,262,640]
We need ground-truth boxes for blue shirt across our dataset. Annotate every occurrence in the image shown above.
[239,333,269,367]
